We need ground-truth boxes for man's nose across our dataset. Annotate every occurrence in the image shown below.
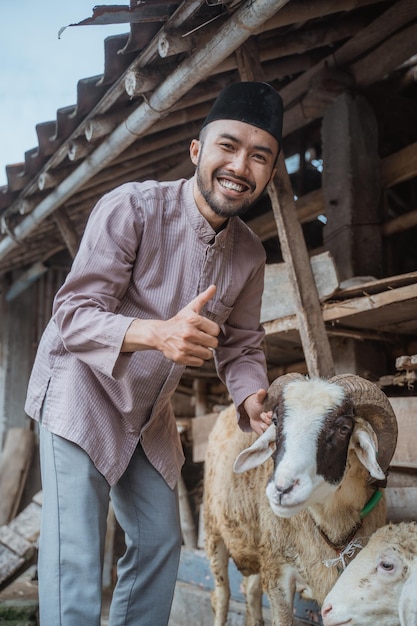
[229,151,249,174]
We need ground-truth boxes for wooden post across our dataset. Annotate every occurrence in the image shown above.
[268,169,335,377]
[235,42,335,378]
[0,429,35,526]
[53,206,80,259]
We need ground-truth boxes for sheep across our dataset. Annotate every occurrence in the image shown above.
[203,373,398,626]
[321,521,417,626]
[400,558,417,626]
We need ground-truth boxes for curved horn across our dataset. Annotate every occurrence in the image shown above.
[330,374,398,473]
[263,372,306,412]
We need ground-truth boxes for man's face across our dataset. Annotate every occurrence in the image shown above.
[190,119,278,229]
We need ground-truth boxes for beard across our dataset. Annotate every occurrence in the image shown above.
[196,165,259,219]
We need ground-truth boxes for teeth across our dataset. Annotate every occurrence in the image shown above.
[219,178,246,192]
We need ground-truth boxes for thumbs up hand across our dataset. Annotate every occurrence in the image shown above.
[158,284,220,365]
[122,285,220,366]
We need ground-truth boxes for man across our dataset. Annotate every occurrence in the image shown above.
[25,81,283,625]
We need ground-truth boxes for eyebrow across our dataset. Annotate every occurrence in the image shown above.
[217,132,275,157]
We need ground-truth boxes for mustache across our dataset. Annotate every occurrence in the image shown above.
[214,169,256,193]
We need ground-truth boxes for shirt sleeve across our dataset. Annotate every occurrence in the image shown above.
[52,185,143,379]
[214,252,269,431]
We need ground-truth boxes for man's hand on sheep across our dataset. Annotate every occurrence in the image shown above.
[243,389,273,435]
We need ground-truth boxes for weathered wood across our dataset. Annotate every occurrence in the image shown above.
[396,354,417,372]
[193,379,208,417]
[280,0,417,108]
[385,487,417,523]
[268,161,335,378]
[261,251,339,323]
[252,0,385,36]
[178,475,198,549]
[0,546,26,589]
[389,397,417,469]
[263,280,417,336]
[322,283,417,325]
[352,20,417,87]
[8,502,41,545]
[38,168,71,191]
[322,92,382,282]
[0,526,33,559]
[158,29,194,58]
[67,138,92,162]
[388,468,417,488]
[191,413,219,463]
[53,206,80,259]
[235,35,335,379]
[0,429,35,526]
[382,208,417,237]
[381,141,417,188]
[85,110,129,142]
[124,69,162,98]
[223,139,417,242]
[0,493,41,592]
[379,371,417,389]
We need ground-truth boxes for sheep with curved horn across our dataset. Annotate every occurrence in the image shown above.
[203,373,398,625]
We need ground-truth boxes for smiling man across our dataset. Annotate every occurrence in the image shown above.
[25,81,284,626]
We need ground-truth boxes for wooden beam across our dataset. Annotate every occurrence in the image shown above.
[0,492,41,591]
[280,0,417,108]
[235,41,333,377]
[263,282,417,336]
[247,141,417,242]
[268,165,335,377]
[53,206,80,259]
[381,141,417,188]
[0,429,35,527]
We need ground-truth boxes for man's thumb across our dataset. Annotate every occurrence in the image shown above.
[189,284,216,314]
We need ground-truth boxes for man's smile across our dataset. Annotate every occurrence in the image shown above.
[218,177,249,193]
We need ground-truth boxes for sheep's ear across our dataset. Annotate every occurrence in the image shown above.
[399,570,417,626]
[351,419,385,480]
[233,424,276,473]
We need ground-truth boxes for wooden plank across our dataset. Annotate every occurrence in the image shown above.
[8,503,41,545]
[0,545,26,588]
[0,428,35,526]
[0,494,41,592]
[396,354,417,372]
[264,282,417,335]
[333,270,417,299]
[385,487,417,523]
[389,397,417,468]
[235,32,334,379]
[261,252,339,323]
[191,413,219,463]
[388,468,417,489]
[268,162,335,378]
[178,475,198,549]
[0,526,33,559]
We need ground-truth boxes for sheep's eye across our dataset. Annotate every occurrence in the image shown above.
[380,561,394,571]
[338,425,351,436]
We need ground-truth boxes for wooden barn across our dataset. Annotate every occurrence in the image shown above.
[0,1,416,624]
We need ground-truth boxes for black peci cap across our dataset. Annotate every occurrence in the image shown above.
[201,81,283,147]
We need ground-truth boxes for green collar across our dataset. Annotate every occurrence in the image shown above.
[360,489,383,519]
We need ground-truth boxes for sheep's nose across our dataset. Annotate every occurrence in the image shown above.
[321,602,332,617]
[275,481,295,496]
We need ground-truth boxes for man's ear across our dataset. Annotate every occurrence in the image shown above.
[189,139,200,166]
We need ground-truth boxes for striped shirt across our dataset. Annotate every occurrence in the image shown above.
[25,177,268,487]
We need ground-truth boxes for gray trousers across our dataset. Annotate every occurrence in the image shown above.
[38,426,182,626]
